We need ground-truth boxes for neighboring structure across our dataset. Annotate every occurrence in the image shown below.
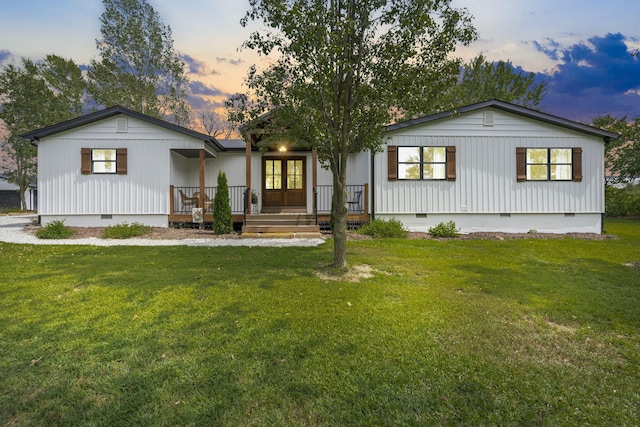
[22,100,617,234]
[0,174,36,211]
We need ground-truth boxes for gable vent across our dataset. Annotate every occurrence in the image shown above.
[483,111,494,127]
[116,117,128,133]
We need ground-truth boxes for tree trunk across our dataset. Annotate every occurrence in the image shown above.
[332,173,348,268]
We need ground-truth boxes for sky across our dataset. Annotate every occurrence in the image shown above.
[1,0,640,123]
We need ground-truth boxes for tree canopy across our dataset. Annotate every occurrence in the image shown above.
[444,54,547,110]
[237,0,476,267]
[87,0,191,125]
[0,55,85,209]
[592,115,640,183]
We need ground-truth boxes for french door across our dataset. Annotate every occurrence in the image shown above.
[262,157,306,209]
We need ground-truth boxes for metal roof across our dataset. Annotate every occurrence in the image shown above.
[20,105,225,151]
[385,99,619,141]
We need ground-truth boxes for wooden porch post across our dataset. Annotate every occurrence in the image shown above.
[246,135,252,214]
[169,185,175,216]
[199,149,205,209]
[364,183,369,216]
[312,149,318,190]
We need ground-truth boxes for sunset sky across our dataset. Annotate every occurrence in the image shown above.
[1,0,639,123]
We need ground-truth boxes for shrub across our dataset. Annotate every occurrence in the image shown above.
[606,184,640,217]
[428,221,460,238]
[358,218,408,238]
[35,220,74,239]
[102,222,151,239]
[213,171,233,234]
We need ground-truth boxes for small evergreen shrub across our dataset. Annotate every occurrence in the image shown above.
[605,184,640,217]
[358,218,408,238]
[428,221,460,238]
[213,171,233,234]
[35,220,74,239]
[102,222,151,239]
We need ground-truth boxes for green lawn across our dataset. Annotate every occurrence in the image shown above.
[1,219,639,426]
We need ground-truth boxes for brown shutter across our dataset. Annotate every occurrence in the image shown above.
[572,147,582,182]
[81,148,91,174]
[388,146,397,181]
[116,148,127,175]
[516,147,526,182]
[447,146,456,181]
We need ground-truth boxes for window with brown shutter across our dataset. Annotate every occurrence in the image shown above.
[392,145,455,180]
[81,148,91,174]
[447,146,456,181]
[388,146,397,181]
[572,147,582,182]
[516,147,526,182]
[82,148,127,174]
[116,148,127,175]
[518,147,580,181]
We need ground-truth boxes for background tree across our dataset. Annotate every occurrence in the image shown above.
[213,171,233,234]
[88,0,191,125]
[237,0,476,267]
[192,110,235,139]
[445,54,547,110]
[0,56,84,209]
[592,115,640,184]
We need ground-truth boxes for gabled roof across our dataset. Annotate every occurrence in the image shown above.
[20,105,225,151]
[385,99,619,141]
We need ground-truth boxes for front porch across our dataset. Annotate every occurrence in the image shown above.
[168,184,370,227]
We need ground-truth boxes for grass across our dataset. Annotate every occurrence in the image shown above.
[0,218,639,426]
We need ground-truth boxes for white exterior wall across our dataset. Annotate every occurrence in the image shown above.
[375,108,606,233]
[38,115,212,227]
[316,151,370,186]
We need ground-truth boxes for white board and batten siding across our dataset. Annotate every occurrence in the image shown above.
[39,115,211,227]
[376,108,606,233]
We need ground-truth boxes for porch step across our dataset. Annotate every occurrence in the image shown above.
[242,213,322,238]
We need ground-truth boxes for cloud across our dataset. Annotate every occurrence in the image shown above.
[532,38,562,61]
[0,49,13,63]
[534,33,640,121]
[181,53,219,76]
[190,81,226,97]
[188,94,225,110]
[216,56,244,66]
[542,33,640,94]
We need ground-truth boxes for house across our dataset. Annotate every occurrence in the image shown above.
[21,100,617,234]
[376,100,618,234]
[0,174,36,211]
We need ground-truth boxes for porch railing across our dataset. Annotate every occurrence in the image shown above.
[315,184,367,214]
[170,185,245,214]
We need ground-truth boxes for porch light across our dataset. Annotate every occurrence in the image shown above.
[278,145,287,152]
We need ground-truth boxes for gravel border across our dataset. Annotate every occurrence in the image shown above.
[0,215,326,247]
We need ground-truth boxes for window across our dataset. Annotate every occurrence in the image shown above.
[92,149,117,174]
[265,159,282,189]
[396,146,448,180]
[516,147,582,182]
[81,147,127,175]
[286,160,303,189]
